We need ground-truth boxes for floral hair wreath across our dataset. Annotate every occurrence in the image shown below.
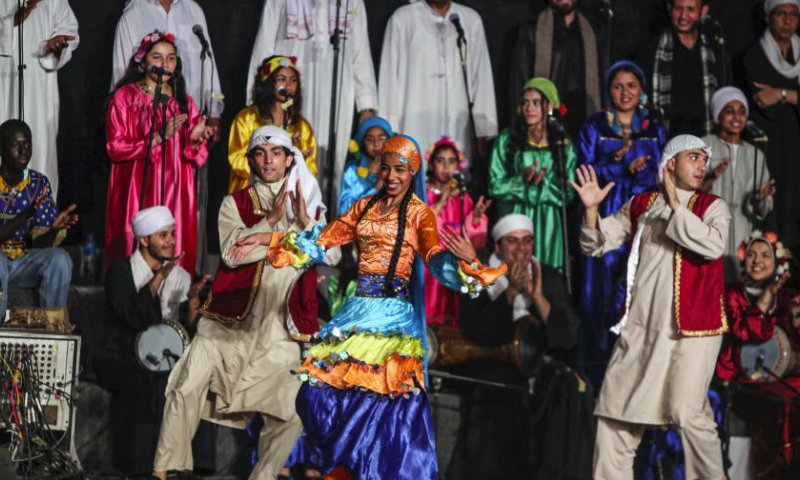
[260,55,299,82]
[425,136,468,171]
[737,230,792,276]
[135,31,177,64]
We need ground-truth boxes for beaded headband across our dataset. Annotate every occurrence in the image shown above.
[382,136,422,173]
[260,55,299,82]
[425,135,467,170]
[135,31,177,63]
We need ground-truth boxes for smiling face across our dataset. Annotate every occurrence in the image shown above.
[609,71,642,113]
[744,240,776,282]
[0,127,32,174]
[495,229,535,266]
[769,3,800,42]
[717,100,747,138]
[249,144,294,183]
[140,224,177,262]
[521,89,547,128]
[273,66,299,99]
[668,148,708,190]
[143,41,177,82]
[430,146,459,184]
[380,152,414,198]
[670,0,707,34]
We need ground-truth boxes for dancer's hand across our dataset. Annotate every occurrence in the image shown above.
[661,166,680,211]
[267,182,288,227]
[441,226,476,263]
[289,180,310,228]
[229,233,272,265]
[570,165,614,209]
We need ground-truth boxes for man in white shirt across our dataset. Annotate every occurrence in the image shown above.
[379,0,498,164]
[0,0,79,200]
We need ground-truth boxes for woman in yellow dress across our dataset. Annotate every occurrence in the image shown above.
[228,55,317,194]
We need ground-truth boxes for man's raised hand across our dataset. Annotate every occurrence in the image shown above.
[570,165,615,209]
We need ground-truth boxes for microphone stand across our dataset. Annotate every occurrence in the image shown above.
[324,0,350,216]
[455,24,481,194]
[549,122,573,296]
[160,94,169,205]
[139,74,166,207]
[16,0,25,120]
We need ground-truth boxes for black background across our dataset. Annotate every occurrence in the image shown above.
[54,0,767,254]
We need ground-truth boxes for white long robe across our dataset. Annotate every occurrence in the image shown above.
[0,0,79,200]
[580,189,731,425]
[110,0,224,118]
[702,134,773,281]
[378,1,498,163]
[247,0,378,208]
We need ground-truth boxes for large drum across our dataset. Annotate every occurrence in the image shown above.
[135,319,190,372]
[739,326,800,381]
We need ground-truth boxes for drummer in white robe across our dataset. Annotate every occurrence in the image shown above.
[0,0,79,200]
[378,0,498,164]
[246,0,378,206]
[572,135,731,480]
[153,126,328,480]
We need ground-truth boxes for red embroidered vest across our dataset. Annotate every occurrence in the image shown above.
[199,186,317,340]
[626,190,728,337]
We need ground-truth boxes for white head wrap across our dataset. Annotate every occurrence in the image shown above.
[132,206,175,237]
[710,86,749,123]
[491,214,534,242]
[765,0,800,13]
[247,125,327,222]
[657,134,712,183]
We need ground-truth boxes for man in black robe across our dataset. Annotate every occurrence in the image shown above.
[448,214,593,480]
[93,206,208,478]
[510,0,606,138]
[637,0,729,137]
[744,0,800,247]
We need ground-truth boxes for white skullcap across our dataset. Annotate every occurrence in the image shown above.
[710,86,749,123]
[492,214,534,241]
[132,206,175,237]
[765,0,800,13]
[657,135,712,183]
[246,125,328,221]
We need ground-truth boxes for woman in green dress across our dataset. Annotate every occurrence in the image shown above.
[489,77,576,272]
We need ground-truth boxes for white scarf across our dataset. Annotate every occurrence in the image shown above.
[285,0,352,41]
[759,29,800,84]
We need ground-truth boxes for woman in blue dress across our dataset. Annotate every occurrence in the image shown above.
[577,60,666,382]
[337,116,394,215]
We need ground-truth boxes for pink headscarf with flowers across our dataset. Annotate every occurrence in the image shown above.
[134,31,177,64]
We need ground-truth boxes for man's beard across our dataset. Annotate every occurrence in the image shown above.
[550,0,576,15]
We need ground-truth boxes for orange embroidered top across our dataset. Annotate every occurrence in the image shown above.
[318,195,443,280]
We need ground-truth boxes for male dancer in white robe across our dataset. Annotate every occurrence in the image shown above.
[0,0,79,199]
[572,135,731,480]
[152,126,325,480]
[246,0,378,207]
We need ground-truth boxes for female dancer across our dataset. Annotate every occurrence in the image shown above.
[229,135,505,480]
[105,30,211,273]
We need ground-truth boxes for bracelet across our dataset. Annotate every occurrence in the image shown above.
[782,89,787,103]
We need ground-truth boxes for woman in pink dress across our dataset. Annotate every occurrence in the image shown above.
[424,136,490,326]
[105,30,211,274]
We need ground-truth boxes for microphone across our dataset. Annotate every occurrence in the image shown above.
[146,64,173,77]
[598,0,614,18]
[192,25,211,55]
[146,353,160,366]
[449,13,466,44]
[746,120,769,143]
[277,86,294,99]
[547,111,568,138]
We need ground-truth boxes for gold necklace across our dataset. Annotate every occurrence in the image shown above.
[138,81,155,95]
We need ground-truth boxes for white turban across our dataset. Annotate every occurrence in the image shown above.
[657,135,712,183]
[710,86,749,123]
[491,214,534,241]
[247,125,327,222]
[765,0,800,13]
[132,206,174,237]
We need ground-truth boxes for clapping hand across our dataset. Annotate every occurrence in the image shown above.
[570,165,615,209]
[758,271,791,314]
[189,115,214,146]
[188,274,212,308]
[267,181,288,227]
[614,140,633,162]
[522,160,547,185]
[52,204,79,230]
[661,165,680,211]
[440,226,477,263]
[229,232,271,265]
[471,195,492,226]
[628,155,651,174]
[754,179,777,202]
[288,180,310,228]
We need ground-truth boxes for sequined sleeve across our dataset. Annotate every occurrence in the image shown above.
[316,196,369,249]
[413,203,444,264]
